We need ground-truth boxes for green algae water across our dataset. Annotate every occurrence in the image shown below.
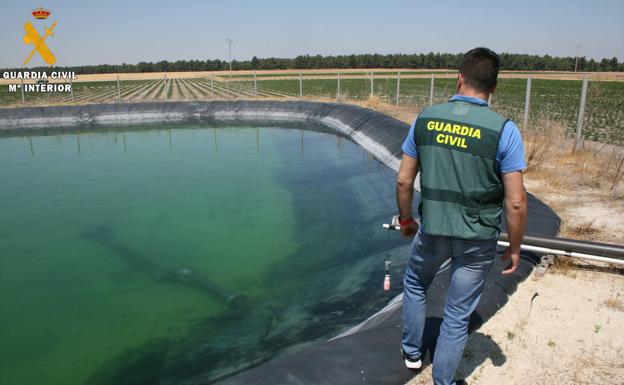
[0,123,408,385]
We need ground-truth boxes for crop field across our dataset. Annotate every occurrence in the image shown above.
[1,73,623,144]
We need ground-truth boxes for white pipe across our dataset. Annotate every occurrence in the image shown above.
[382,224,624,266]
[496,241,624,266]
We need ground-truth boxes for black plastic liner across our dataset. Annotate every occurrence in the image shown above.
[0,101,561,385]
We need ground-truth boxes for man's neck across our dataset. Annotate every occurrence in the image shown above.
[457,89,490,103]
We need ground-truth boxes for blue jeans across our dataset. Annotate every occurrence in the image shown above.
[402,228,497,385]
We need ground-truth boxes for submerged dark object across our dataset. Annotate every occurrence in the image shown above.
[82,225,245,307]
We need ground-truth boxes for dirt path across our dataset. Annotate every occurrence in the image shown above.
[126,80,161,101]
[191,78,225,99]
[197,79,241,99]
[406,267,624,385]
[144,79,165,100]
[122,80,158,101]
[182,78,209,99]
[168,78,181,100]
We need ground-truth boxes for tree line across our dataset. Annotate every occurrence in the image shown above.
[4,52,623,74]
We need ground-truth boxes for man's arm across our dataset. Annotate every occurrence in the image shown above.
[396,154,420,237]
[501,171,527,274]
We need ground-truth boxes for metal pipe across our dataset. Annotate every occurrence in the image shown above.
[498,233,624,260]
[496,241,624,266]
[382,224,624,266]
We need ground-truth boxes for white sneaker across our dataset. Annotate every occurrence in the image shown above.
[402,349,422,369]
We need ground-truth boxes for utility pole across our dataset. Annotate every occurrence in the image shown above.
[226,38,233,75]
[574,44,582,73]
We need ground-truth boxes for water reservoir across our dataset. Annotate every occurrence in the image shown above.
[0,123,410,385]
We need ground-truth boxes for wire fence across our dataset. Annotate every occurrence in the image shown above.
[2,72,623,145]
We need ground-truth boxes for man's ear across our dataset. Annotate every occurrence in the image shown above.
[456,73,463,93]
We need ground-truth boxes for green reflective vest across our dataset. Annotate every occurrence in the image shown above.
[414,100,508,240]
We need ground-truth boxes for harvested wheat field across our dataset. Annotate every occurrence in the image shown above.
[2,69,623,85]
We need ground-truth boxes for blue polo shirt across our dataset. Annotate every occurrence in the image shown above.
[402,95,527,174]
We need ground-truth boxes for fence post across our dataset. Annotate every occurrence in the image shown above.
[488,94,492,106]
[429,73,435,106]
[370,71,374,96]
[211,73,215,97]
[337,72,341,101]
[163,73,167,101]
[299,71,303,97]
[253,70,257,96]
[523,77,532,129]
[69,78,74,101]
[574,77,589,152]
[117,75,121,101]
[396,71,401,106]
[21,78,25,104]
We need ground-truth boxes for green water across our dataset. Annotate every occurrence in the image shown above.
[0,124,407,385]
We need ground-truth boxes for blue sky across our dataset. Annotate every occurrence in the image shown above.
[2,0,623,68]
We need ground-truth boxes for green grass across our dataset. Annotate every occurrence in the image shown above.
[252,76,623,143]
[492,78,624,143]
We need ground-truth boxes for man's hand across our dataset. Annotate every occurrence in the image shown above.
[501,247,520,274]
[400,220,419,238]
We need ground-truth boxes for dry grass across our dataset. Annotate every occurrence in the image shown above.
[530,350,624,385]
[610,149,624,196]
[604,298,624,312]
[347,97,419,124]
[518,122,624,246]
[523,121,567,171]
[522,136,612,196]
[568,220,601,238]
[604,297,624,312]
[551,256,577,277]
[363,94,382,109]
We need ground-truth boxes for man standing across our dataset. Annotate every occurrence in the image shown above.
[396,47,527,385]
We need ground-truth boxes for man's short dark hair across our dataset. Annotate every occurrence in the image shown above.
[459,47,500,92]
